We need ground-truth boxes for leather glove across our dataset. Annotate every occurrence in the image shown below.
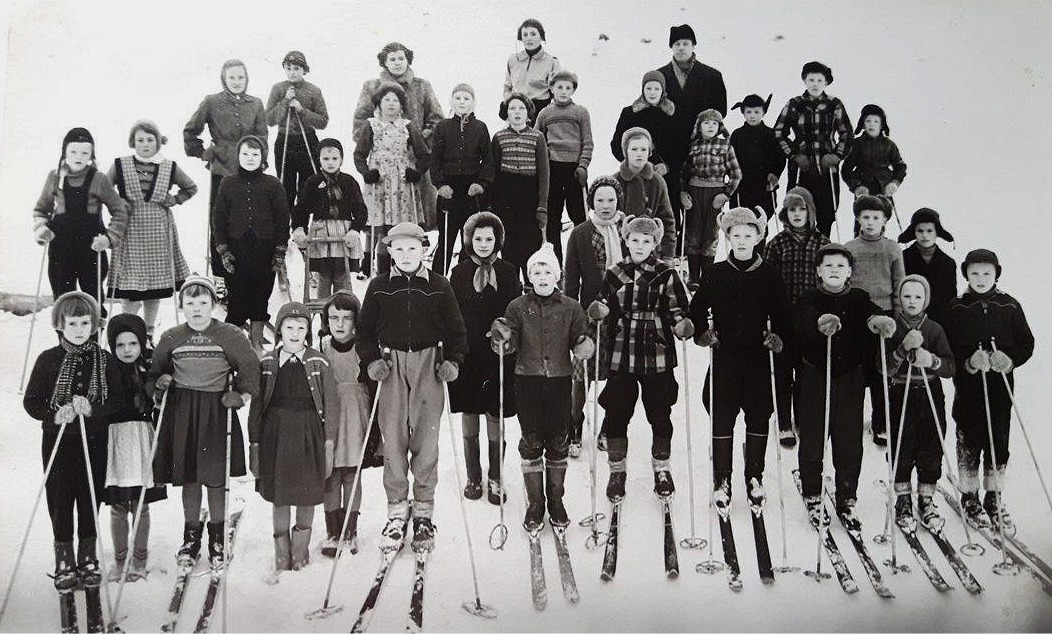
[216,244,235,275]
[680,191,693,210]
[55,404,76,426]
[405,167,421,183]
[436,360,459,382]
[368,358,392,382]
[272,249,287,274]
[901,329,924,351]
[712,193,729,210]
[967,349,991,373]
[324,440,334,477]
[155,374,173,394]
[249,443,260,478]
[436,185,454,199]
[34,225,55,244]
[694,329,719,348]
[489,317,512,343]
[536,210,548,231]
[572,335,595,360]
[467,182,485,197]
[766,173,779,191]
[70,395,92,417]
[673,318,695,340]
[90,234,110,252]
[884,182,899,197]
[574,166,588,188]
[911,348,934,369]
[291,227,308,248]
[820,153,841,169]
[866,315,896,338]
[989,350,1014,373]
[817,314,842,337]
[853,186,870,197]
[587,300,609,321]
[764,332,784,353]
[793,154,811,171]
[221,391,246,409]
[363,169,381,184]
[653,163,669,176]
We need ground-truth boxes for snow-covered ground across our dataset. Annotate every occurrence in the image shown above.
[2,0,1051,631]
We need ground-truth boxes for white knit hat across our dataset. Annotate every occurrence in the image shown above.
[526,243,561,275]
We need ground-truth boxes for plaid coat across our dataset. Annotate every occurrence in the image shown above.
[599,255,689,375]
[764,229,831,305]
[773,92,853,164]
[681,133,742,195]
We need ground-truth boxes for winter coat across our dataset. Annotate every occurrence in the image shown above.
[212,169,290,247]
[247,349,339,443]
[614,161,677,259]
[183,83,268,178]
[24,346,126,435]
[501,290,588,378]
[656,58,728,172]
[610,97,676,168]
[503,48,562,102]
[429,114,494,187]
[681,132,742,195]
[794,287,882,375]
[265,79,329,134]
[880,314,955,384]
[901,244,957,326]
[773,92,853,164]
[292,172,367,232]
[688,256,789,352]
[943,289,1033,380]
[841,133,906,194]
[565,219,619,308]
[352,68,443,143]
[765,185,831,304]
[729,122,786,189]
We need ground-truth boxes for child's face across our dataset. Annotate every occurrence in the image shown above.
[506,99,528,128]
[384,50,408,76]
[804,73,827,97]
[113,331,142,364]
[857,209,887,237]
[451,90,475,117]
[625,138,651,169]
[283,63,305,83]
[61,314,94,346]
[743,107,765,126]
[520,27,542,50]
[817,254,851,289]
[471,226,497,259]
[966,263,997,294]
[528,263,558,295]
[390,237,424,273]
[786,204,809,228]
[238,144,262,171]
[626,232,657,263]
[181,291,215,329]
[727,224,760,258]
[643,81,663,105]
[914,223,937,249]
[863,115,883,137]
[671,39,695,62]
[280,317,309,353]
[380,92,402,118]
[900,281,927,317]
[592,186,619,220]
[319,146,342,174]
[551,81,575,104]
[133,131,159,160]
[64,142,93,172]
[699,120,720,139]
[327,308,356,343]
[223,65,247,94]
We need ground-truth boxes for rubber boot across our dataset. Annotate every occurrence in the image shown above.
[545,458,569,527]
[713,436,734,493]
[177,521,204,564]
[743,432,767,485]
[344,511,360,554]
[687,255,702,288]
[53,542,78,591]
[274,531,291,572]
[463,436,482,500]
[76,537,100,588]
[206,521,225,567]
[487,440,506,505]
[322,509,342,558]
[291,526,311,570]
[522,459,546,531]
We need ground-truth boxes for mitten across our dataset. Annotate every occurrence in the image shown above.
[572,335,595,360]
[405,167,421,183]
[467,182,485,197]
[324,440,334,477]
[90,234,110,252]
[817,313,842,337]
[70,395,92,417]
[866,315,896,338]
[34,225,55,244]
[489,317,512,343]
[793,154,811,171]
[680,191,693,210]
[586,300,609,321]
[363,169,381,184]
[764,332,784,353]
[154,374,173,394]
[574,166,588,187]
[536,209,548,231]
[249,443,260,478]
[272,249,287,274]
[712,193,729,210]
[436,360,459,382]
[55,404,75,426]
[884,182,899,197]
[436,185,454,199]
[694,329,719,348]
[344,230,360,249]
[221,391,246,409]
[853,186,870,197]
[911,348,934,369]
[291,227,308,248]
[766,173,779,191]
[367,359,392,382]
[654,163,669,176]
[820,153,841,169]
[216,244,235,275]
[673,318,695,340]
[967,349,991,373]
[989,350,1014,373]
[901,329,924,351]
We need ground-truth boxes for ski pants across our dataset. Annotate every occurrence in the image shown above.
[224,233,276,325]
[44,430,107,541]
[545,161,586,262]
[797,361,864,501]
[954,374,1012,494]
[515,375,570,463]
[274,129,319,209]
[599,370,678,459]
[683,184,721,258]
[48,233,109,318]
[889,380,947,495]
[788,163,839,239]
[702,347,772,484]
[772,339,802,434]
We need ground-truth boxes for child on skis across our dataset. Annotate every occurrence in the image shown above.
[249,302,338,574]
[104,313,167,582]
[148,275,260,567]
[430,83,493,275]
[503,18,561,120]
[613,128,677,261]
[689,207,788,510]
[729,94,785,228]
[763,187,831,447]
[107,120,196,339]
[356,222,467,552]
[841,104,907,232]
[588,216,692,502]
[491,93,549,281]
[679,109,742,286]
[610,71,676,179]
[794,244,893,529]
[490,243,593,530]
[881,275,955,528]
[32,127,129,317]
[292,138,367,298]
[449,212,521,502]
[535,70,594,260]
[846,195,905,446]
[24,291,125,598]
[352,83,431,277]
[943,249,1034,530]
[773,61,853,239]
[211,135,290,352]
[266,51,329,208]
[565,177,625,457]
[898,208,957,326]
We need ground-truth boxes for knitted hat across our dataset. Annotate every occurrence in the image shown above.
[526,243,561,275]
[800,61,833,84]
[62,127,95,159]
[816,243,855,269]
[621,126,654,156]
[317,138,343,156]
[371,82,409,112]
[517,18,546,41]
[127,120,167,149]
[668,24,697,47]
[718,206,766,238]
[107,313,149,353]
[179,274,218,305]
[853,195,891,219]
[961,249,1001,280]
[897,274,931,311]
[731,93,773,113]
[778,186,818,228]
[641,70,666,94]
[382,221,429,246]
[587,176,624,210]
[462,211,505,253]
[550,70,579,89]
[451,83,476,99]
[51,291,100,331]
[621,215,664,243]
[282,50,310,73]
[897,207,954,244]
[275,301,312,336]
[377,42,414,67]
[692,109,729,138]
[220,58,248,94]
[319,290,361,338]
[499,92,536,121]
[854,104,889,136]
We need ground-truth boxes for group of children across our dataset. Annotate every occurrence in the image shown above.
[23,20,1035,603]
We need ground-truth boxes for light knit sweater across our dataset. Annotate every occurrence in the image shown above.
[845,232,905,312]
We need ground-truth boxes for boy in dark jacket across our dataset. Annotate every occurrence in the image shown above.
[610,71,676,179]
[729,94,786,228]
[897,208,956,326]
[943,249,1034,530]
[266,51,329,208]
[689,208,788,510]
[841,104,906,203]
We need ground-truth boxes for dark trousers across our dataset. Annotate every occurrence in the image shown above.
[866,365,888,436]
[954,376,1012,492]
[545,161,585,262]
[797,362,864,500]
[208,173,228,278]
[889,381,946,487]
[702,348,772,482]
[274,129,319,209]
[599,370,678,457]
[515,375,571,462]
[683,184,721,258]
[44,430,107,541]
[225,233,276,325]
[492,173,542,283]
[48,233,109,317]
[772,342,801,434]
[434,174,483,275]
[789,164,840,239]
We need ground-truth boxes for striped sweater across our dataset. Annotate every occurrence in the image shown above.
[491,126,550,211]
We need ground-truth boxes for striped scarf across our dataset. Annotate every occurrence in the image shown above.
[50,337,108,412]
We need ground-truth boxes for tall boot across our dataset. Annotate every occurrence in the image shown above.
[743,431,768,485]
[606,437,629,501]
[177,521,204,564]
[687,255,702,287]
[545,458,569,527]
[321,509,343,558]
[273,531,291,572]
[713,436,734,491]
[463,436,482,500]
[76,537,100,588]
[206,521,225,567]
[487,440,506,505]
[522,458,546,531]
[291,525,312,570]
[53,541,78,591]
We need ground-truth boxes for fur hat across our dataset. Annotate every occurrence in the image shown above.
[621,215,664,243]
[319,290,361,338]
[526,243,561,275]
[371,82,409,112]
[550,70,579,89]
[282,50,309,72]
[107,312,149,353]
[62,127,95,160]
[179,274,218,306]
[897,207,954,244]
[816,243,855,269]
[462,211,505,254]
[897,274,931,311]
[668,24,697,47]
[587,176,624,210]
[854,104,889,136]
[961,249,1001,280]
[317,138,343,157]
[382,221,428,246]
[518,18,546,42]
[731,93,773,113]
[691,109,729,138]
[778,186,818,228]
[220,58,248,94]
[127,120,167,149]
[51,290,100,331]
[853,195,891,219]
[620,126,654,156]
[800,61,833,84]
[499,92,536,121]
[718,206,766,239]
[377,42,414,67]
[451,83,476,99]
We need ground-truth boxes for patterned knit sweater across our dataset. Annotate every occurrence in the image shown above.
[534,100,594,167]
[845,233,905,313]
[491,126,550,210]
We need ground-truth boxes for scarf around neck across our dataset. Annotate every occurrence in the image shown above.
[589,210,624,269]
[322,171,344,217]
[469,253,498,293]
[50,337,108,413]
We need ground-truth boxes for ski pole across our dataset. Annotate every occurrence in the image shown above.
[442,202,450,275]
[805,335,833,582]
[490,342,509,549]
[767,320,797,573]
[979,345,1018,576]
[888,196,904,236]
[885,361,914,573]
[97,248,105,344]
[828,168,842,242]
[0,419,71,628]
[77,413,115,629]
[18,247,47,394]
[221,375,235,633]
[581,318,607,549]
[169,213,180,325]
[990,338,1052,526]
[679,334,705,549]
[306,349,390,619]
[106,239,122,326]
[294,110,319,175]
[770,190,781,235]
[696,339,724,575]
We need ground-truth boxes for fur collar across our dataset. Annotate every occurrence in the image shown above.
[618,160,654,181]
[631,95,675,116]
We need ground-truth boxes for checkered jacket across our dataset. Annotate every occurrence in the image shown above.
[598,255,689,375]
[763,229,831,305]
[773,92,853,163]
[680,135,742,195]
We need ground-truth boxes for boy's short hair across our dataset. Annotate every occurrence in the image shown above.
[816,243,855,268]
[127,120,167,149]
[51,291,100,331]
[587,176,624,210]
[372,82,409,113]
[517,18,546,41]
[317,138,343,157]
[853,195,891,220]
[376,42,414,67]
[179,274,218,307]
[550,70,579,90]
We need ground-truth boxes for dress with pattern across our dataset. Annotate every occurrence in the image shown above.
[363,117,423,227]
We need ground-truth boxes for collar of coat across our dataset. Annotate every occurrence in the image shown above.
[727,253,764,273]
[528,289,565,305]
[614,254,663,280]
[618,160,654,181]
[381,67,416,86]
[514,48,554,63]
[389,265,430,281]
[631,95,675,116]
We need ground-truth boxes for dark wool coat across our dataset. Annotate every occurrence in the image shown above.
[901,244,957,325]
[656,59,728,173]
[688,256,789,352]
[730,122,786,189]
[614,162,678,259]
[24,346,126,434]
[794,287,882,375]
[841,133,907,193]
[184,93,268,178]
[212,170,290,246]
[429,114,495,187]
[564,219,619,309]
[247,349,340,443]
[609,99,677,169]
[292,172,368,231]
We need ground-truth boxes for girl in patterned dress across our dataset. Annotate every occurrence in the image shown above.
[352,82,430,276]
[108,120,197,339]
